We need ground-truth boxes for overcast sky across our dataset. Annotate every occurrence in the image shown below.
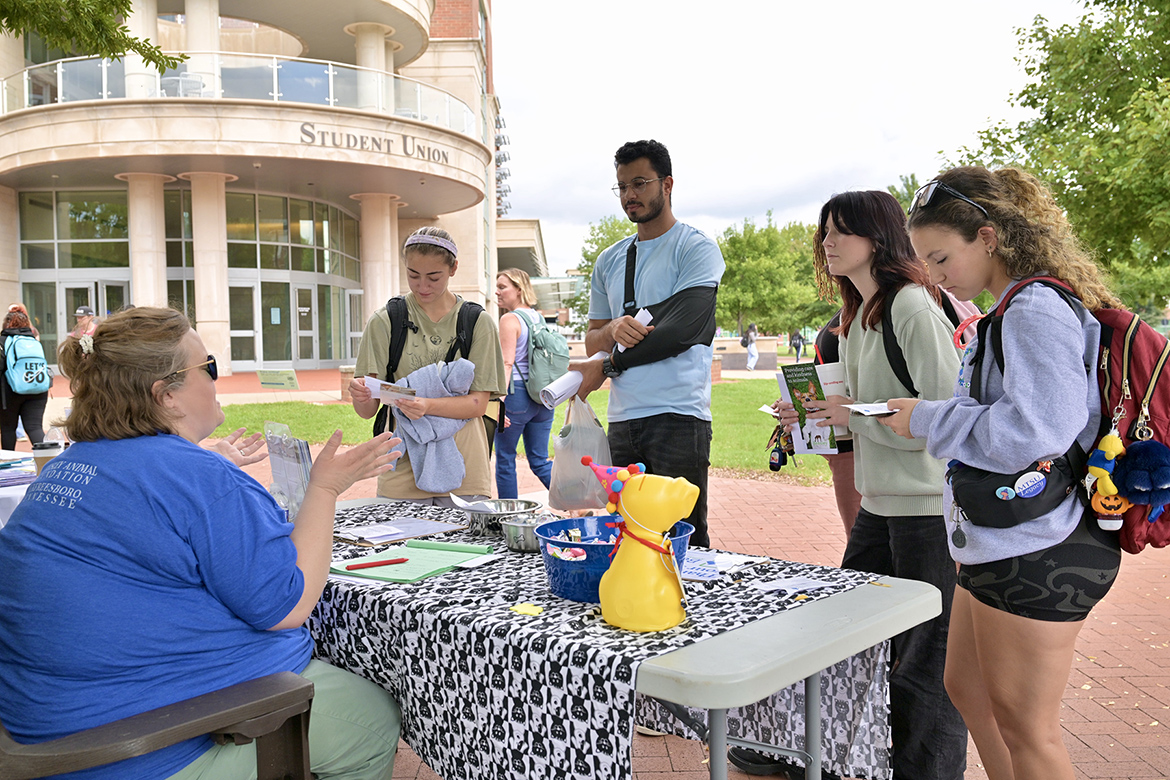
[491,0,1088,275]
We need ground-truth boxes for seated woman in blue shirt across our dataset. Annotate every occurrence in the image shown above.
[0,307,403,780]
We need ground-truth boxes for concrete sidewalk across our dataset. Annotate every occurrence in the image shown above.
[45,368,1169,779]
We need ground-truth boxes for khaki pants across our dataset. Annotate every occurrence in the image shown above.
[166,660,400,780]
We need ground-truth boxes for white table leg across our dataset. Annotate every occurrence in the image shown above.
[805,670,822,780]
[707,708,728,780]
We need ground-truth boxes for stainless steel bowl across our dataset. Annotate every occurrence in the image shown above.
[462,498,543,537]
[500,516,542,552]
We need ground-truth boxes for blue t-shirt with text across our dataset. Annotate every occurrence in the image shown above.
[0,434,311,779]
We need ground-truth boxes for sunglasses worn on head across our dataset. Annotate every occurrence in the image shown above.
[909,181,989,219]
[172,355,218,381]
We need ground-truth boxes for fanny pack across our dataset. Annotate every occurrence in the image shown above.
[946,447,1085,529]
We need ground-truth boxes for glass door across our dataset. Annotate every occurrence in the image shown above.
[99,282,127,317]
[229,285,258,368]
[294,285,316,366]
[63,285,94,338]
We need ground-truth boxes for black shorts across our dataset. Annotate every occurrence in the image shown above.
[958,509,1121,622]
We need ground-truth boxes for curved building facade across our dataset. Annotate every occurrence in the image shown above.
[0,0,506,374]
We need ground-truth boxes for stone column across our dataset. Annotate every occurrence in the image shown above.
[116,172,173,307]
[346,23,393,112]
[181,172,236,374]
[385,39,404,113]
[0,185,19,307]
[184,0,220,96]
[352,193,400,323]
[124,0,160,99]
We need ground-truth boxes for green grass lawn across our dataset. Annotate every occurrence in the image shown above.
[213,378,831,484]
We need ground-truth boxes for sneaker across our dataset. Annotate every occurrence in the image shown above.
[725,747,842,779]
[634,724,669,737]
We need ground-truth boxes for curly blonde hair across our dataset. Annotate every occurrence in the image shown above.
[906,166,1120,310]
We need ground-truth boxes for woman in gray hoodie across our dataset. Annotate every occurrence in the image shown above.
[886,166,1123,780]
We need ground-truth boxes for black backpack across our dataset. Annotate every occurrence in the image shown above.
[372,296,498,453]
[882,286,981,398]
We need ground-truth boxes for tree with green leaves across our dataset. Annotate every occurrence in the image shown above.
[887,173,922,214]
[954,0,1170,319]
[1,0,182,71]
[716,214,834,336]
[565,215,634,335]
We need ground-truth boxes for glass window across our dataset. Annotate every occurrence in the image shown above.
[259,244,289,270]
[261,282,291,361]
[165,241,184,267]
[167,279,185,313]
[328,206,342,251]
[229,286,255,330]
[225,192,256,241]
[21,243,54,269]
[257,195,288,243]
[292,246,315,272]
[318,284,335,360]
[227,242,257,268]
[314,202,328,247]
[58,241,129,268]
[164,191,183,238]
[19,192,54,240]
[289,199,314,245]
[56,192,128,240]
[22,282,57,360]
[342,213,358,258]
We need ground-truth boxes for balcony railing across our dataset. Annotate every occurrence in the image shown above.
[1,52,479,139]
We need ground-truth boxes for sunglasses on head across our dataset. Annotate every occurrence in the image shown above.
[172,355,218,382]
[909,180,989,219]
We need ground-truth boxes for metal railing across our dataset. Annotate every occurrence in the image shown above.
[1,51,479,138]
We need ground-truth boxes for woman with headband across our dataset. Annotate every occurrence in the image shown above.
[349,227,507,506]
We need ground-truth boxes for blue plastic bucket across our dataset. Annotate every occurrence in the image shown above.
[534,515,694,603]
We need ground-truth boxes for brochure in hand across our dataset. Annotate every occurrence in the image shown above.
[776,364,838,455]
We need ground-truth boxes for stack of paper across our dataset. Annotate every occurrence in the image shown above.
[681,551,771,582]
[334,516,466,547]
[330,539,494,584]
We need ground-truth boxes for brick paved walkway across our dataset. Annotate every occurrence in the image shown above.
[209,370,1170,780]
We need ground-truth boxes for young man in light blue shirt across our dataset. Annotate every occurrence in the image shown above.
[573,139,725,546]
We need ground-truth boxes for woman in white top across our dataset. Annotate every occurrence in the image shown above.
[494,268,554,498]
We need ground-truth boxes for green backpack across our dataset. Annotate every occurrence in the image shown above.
[518,309,570,403]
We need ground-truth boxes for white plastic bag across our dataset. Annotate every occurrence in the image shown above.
[548,396,612,511]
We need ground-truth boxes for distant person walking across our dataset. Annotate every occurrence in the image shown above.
[70,305,99,338]
[790,330,805,360]
[744,323,759,371]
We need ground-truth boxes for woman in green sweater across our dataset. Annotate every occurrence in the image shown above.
[746,191,965,780]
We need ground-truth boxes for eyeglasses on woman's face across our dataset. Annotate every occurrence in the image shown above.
[172,355,218,382]
[909,181,990,219]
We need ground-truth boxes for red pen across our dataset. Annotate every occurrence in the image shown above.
[346,557,408,570]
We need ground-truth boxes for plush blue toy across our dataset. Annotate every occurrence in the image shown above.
[1112,439,1170,522]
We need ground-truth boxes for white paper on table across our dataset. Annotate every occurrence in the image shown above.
[845,403,896,417]
[616,308,654,353]
[747,576,836,594]
[335,522,404,545]
[539,352,607,410]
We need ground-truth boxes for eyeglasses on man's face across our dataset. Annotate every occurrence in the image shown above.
[611,177,664,197]
[172,355,218,382]
[909,181,989,219]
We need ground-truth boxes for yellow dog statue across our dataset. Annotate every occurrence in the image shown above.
[583,457,699,632]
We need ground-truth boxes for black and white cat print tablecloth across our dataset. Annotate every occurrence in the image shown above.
[308,502,891,780]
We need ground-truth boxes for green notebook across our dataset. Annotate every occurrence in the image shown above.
[330,539,494,583]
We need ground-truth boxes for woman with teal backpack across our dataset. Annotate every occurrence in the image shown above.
[0,307,48,451]
[494,267,554,498]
